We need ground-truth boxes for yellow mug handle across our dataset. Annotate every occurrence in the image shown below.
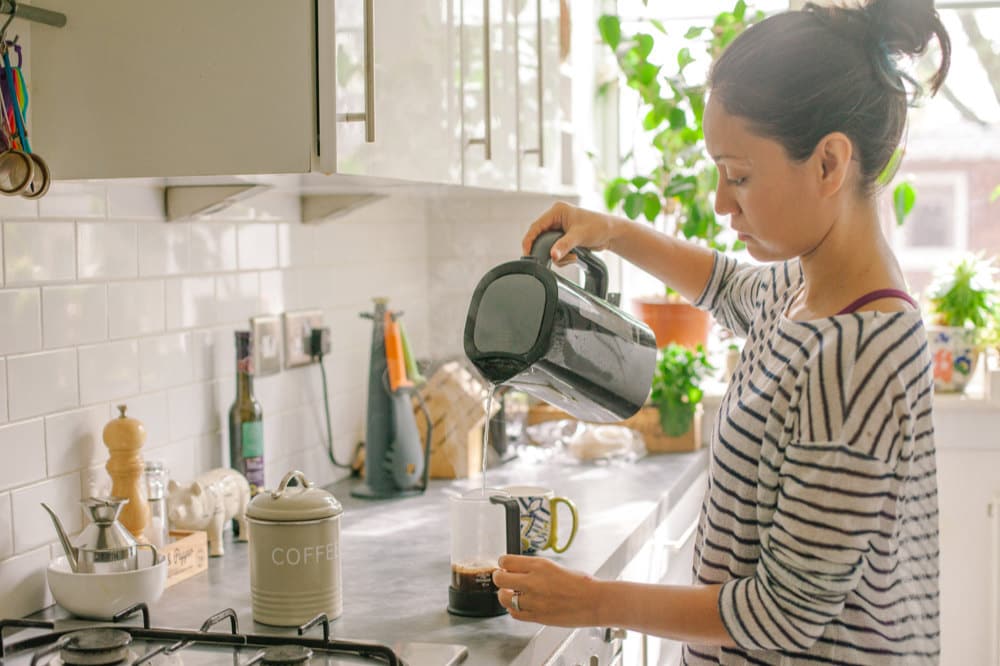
[547,496,578,553]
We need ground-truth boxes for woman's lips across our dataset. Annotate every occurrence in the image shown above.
[737,232,751,241]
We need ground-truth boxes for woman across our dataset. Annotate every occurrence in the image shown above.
[492,1,951,663]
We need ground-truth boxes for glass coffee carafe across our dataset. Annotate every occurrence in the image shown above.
[447,489,521,617]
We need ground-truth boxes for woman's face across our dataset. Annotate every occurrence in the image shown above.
[702,95,832,262]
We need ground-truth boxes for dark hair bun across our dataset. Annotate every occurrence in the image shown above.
[863,0,951,93]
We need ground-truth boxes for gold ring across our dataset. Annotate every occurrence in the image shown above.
[511,592,521,612]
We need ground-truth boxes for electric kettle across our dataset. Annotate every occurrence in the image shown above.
[464,231,657,422]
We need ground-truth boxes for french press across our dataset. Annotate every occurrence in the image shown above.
[447,490,521,617]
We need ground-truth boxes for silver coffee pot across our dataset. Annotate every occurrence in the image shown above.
[42,497,158,573]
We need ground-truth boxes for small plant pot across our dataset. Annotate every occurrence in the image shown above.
[633,297,711,349]
[926,325,981,393]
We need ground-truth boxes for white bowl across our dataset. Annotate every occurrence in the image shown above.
[46,552,167,620]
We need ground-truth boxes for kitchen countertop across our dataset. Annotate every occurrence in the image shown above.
[30,448,709,666]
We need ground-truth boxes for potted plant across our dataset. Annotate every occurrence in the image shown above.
[645,343,714,451]
[925,253,998,393]
[596,2,762,348]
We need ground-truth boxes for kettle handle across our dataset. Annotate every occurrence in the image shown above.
[527,230,609,300]
[489,495,522,555]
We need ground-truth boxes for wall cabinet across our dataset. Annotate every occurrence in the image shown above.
[29,0,570,193]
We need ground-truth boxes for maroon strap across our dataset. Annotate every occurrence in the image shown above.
[837,288,918,315]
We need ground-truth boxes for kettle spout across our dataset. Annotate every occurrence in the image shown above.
[41,502,78,572]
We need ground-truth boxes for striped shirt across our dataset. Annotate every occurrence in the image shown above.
[683,253,939,665]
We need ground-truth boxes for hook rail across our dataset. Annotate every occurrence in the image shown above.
[0,1,66,28]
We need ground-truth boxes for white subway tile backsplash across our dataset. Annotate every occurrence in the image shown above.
[167,382,220,442]
[78,222,138,280]
[0,288,41,355]
[0,419,46,492]
[0,547,52,619]
[165,277,216,329]
[109,280,165,338]
[45,405,109,477]
[0,494,11,559]
[107,183,166,220]
[139,224,189,276]
[7,350,79,420]
[215,273,259,325]
[192,327,236,382]
[140,332,194,392]
[238,224,278,270]
[38,182,107,219]
[42,284,108,348]
[12,473,82,554]
[0,360,6,423]
[258,270,286,315]
[190,223,237,273]
[78,340,140,405]
[278,223,314,268]
[3,222,75,284]
[0,195,38,219]
[80,463,112,502]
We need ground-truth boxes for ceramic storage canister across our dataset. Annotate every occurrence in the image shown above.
[246,470,343,626]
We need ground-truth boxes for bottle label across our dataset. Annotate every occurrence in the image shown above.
[242,421,264,457]
[244,456,265,494]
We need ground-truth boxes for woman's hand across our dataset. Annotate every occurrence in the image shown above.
[492,554,604,627]
[521,202,624,267]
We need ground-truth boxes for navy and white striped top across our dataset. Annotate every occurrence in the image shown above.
[683,253,939,665]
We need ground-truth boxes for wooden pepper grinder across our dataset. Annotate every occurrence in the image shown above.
[103,404,149,540]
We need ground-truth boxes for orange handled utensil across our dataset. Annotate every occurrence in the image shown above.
[384,310,412,393]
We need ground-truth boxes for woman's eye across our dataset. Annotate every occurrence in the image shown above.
[727,176,748,186]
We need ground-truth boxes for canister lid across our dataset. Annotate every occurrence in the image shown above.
[247,470,343,521]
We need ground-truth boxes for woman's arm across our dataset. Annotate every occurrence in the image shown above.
[521,203,717,304]
[492,555,737,647]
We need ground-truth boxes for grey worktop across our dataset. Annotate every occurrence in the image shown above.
[34,449,709,666]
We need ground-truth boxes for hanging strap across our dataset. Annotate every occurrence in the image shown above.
[837,288,918,315]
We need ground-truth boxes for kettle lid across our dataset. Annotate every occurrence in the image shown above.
[247,470,343,521]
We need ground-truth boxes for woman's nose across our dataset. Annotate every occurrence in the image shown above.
[714,180,740,217]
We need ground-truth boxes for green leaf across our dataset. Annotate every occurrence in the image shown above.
[634,33,655,59]
[623,192,644,219]
[733,0,747,21]
[604,178,630,211]
[643,192,662,221]
[893,181,916,227]
[650,19,667,35]
[684,26,706,39]
[991,185,1000,203]
[597,15,621,50]
[664,175,697,198]
[677,47,694,70]
[631,176,652,189]
[635,62,660,86]
[668,107,688,129]
[877,147,904,186]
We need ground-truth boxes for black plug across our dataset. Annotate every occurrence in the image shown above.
[309,327,331,359]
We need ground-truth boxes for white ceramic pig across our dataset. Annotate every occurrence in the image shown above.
[167,468,251,556]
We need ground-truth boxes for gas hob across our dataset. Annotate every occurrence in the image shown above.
[0,605,467,666]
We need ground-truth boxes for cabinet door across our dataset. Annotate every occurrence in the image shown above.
[938,448,1000,666]
[30,0,314,179]
[325,0,461,184]
[515,0,562,193]
[460,0,517,190]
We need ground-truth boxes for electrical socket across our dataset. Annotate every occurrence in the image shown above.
[250,315,283,376]
[283,309,323,368]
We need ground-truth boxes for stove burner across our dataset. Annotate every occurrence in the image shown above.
[260,645,313,665]
[60,630,133,666]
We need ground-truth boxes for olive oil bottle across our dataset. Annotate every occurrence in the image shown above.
[229,330,264,496]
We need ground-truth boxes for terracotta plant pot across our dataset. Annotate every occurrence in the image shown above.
[632,297,711,349]
[926,325,981,393]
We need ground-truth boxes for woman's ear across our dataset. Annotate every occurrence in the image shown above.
[814,132,854,198]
